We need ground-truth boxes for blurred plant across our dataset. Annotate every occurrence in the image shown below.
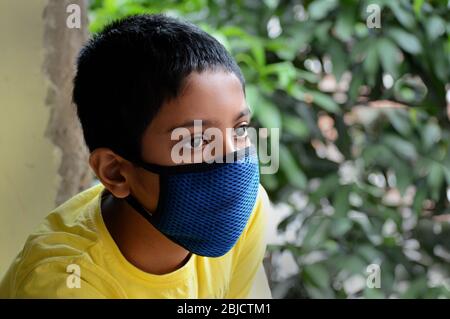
[89,0,450,298]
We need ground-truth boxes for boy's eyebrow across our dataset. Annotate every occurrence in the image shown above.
[235,107,251,121]
[167,107,251,133]
[167,119,217,133]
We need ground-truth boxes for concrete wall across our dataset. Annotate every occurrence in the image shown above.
[0,0,91,278]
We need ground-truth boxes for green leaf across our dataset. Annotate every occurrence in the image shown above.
[363,287,385,299]
[260,172,279,191]
[427,162,444,201]
[348,70,364,103]
[245,85,261,115]
[335,255,367,274]
[387,1,416,29]
[429,40,450,82]
[302,264,330,289]
[413,0,424,17]
[392,160,412,195]
[363,44,379,86]
[422,120,441,150]
[388,28,422,54]
[331,218,353,237]
[332,185,351,217]
[314,21,333,44]
[287,83,305,101]
[296,69,320,83]
[334,6,354,42]
[382,134,418,161]
[328,39,348,81]
[376,38,401,78]
[279,146,307,189]
[235,52,259,70]
[443,166,450,185]
[263,0,279,9]
[267,29,312,61]
[310,91,341,114]
[104,0,119,12]
[263,62,297,89]
[348,211,380,245]
[282,115,309,139]
[426,16,446,42]
[250,39,266,68]
[302,218,330,249]
[384,109,413,136]
[412,185,426,215]
[401,277,428,298]
[356,244,383,263]
[220,25,249,38]
[310,174,339,203]
[255,98,282,130]
[393,74,428,104]
[308,0,338,20]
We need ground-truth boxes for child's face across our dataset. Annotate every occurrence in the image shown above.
[122,70,251,209]
[141,70,251,165]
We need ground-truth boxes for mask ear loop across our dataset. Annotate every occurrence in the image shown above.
[123,179,192,253]
[122,158,169,229]
[122,164,167,228]
[124,194,154,221]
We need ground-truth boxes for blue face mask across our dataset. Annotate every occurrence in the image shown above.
[124,146,260,257]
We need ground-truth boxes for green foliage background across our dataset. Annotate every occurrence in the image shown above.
[89,0,450,298]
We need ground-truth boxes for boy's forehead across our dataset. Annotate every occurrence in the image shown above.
[149,70,248,132]
[180,70,244,99]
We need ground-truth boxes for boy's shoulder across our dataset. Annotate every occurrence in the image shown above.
[24,182,104,254]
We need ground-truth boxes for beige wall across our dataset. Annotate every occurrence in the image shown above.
[0,0,60,277]
[0,0,90,278]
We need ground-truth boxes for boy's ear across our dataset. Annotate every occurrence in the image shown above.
[89,148,132,198]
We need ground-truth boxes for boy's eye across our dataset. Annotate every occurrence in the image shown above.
[191,136,204,148]
[183,135,208,150]
[234,125,249,138]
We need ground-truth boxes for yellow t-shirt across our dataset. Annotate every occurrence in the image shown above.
[0,183,271,298]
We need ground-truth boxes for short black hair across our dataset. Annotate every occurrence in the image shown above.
[73,14,245,162]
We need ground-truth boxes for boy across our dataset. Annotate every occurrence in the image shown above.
[0,14,271,298]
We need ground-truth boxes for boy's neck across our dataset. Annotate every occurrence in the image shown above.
[100,191,191,275]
